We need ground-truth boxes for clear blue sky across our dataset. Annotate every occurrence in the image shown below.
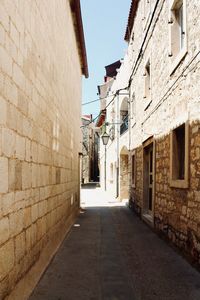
[81,0,131,119]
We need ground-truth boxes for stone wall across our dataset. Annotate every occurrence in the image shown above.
[0,1,82,298]
[130,146,143,215]
[81,118,90,183]
[154,121,200,263]
[120,154,129,200]
[129,121,200,264]
[126,0,200,264]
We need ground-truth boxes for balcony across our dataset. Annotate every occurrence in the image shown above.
[120,114,128,135]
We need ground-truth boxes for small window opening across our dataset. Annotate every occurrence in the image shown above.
[172,124,185,180]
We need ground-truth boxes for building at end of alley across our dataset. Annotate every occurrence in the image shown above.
[0,0,88,298]
[97,0,200,266]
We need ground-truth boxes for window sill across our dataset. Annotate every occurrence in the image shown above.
[170,179,188,189]
[170,46,187,75]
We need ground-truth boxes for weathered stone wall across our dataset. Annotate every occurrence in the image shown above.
[130,146,143,215]
[0,0,82,298]
[129,0,200,149]
[126,0,200,264]
[155,121,200,263]
[120,154,129,200]
[81,118,90,183]
[129,122,200,264]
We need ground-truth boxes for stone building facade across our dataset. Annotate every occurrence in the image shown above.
[81,115,92,183]
[0,0,88,298]
[99,0,200,265]
[81,115,99,183]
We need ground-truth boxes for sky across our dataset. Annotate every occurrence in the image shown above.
[81,0,131,119]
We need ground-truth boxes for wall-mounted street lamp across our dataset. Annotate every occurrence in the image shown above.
[101,131,110,191]
[101,132,110,146]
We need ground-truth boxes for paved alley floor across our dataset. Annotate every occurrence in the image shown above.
[30,185,200,300]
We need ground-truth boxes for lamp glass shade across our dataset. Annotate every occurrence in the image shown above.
[101,132,110,145]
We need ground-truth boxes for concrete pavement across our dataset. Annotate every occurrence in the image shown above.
[29,185,200,300]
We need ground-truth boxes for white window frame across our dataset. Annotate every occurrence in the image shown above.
[169,0,187,74]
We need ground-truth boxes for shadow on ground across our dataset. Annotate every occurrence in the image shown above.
[30,199,200,300]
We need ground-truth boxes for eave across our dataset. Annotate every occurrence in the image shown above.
[124,0,139,42]
[96,110,106,128]
[70,0,89,78]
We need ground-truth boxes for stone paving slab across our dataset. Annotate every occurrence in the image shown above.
[30,188,200,300]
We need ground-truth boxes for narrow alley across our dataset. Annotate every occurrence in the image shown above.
[30,185,200,300]
[0,1,200,299]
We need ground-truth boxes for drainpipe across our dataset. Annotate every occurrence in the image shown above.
[116,92,120,198]
[128,87,131,202]
[104,145,107,191]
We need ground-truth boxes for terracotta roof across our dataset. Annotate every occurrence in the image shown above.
[70,0,89,78]
[96,110,106,127]
[105,60,121,78]
[124,0,139,42]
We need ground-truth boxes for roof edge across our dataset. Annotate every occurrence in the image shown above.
[70,0,89,78]
[96,110,106,127]
[124,0,139,42]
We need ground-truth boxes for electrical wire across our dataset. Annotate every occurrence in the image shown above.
[81,87,129,128]
[81,0,162,128]
[82,94,113,106]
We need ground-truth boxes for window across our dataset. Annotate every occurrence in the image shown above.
[169,0,187,73]
[131,151,136,187]
[144,59,151,102]
[170,122,189,188]
[120,97,129,135]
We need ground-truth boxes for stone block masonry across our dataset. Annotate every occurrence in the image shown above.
[126,0,200,266]
[154,121,200,263]
[130,122,200,265]
[0,0,84,298]
[130,146,143,216]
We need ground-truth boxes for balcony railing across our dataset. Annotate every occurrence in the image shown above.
[120,114,128,135]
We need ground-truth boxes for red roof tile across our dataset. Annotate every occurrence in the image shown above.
[124,0,139,42]
[70,0,89,78]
